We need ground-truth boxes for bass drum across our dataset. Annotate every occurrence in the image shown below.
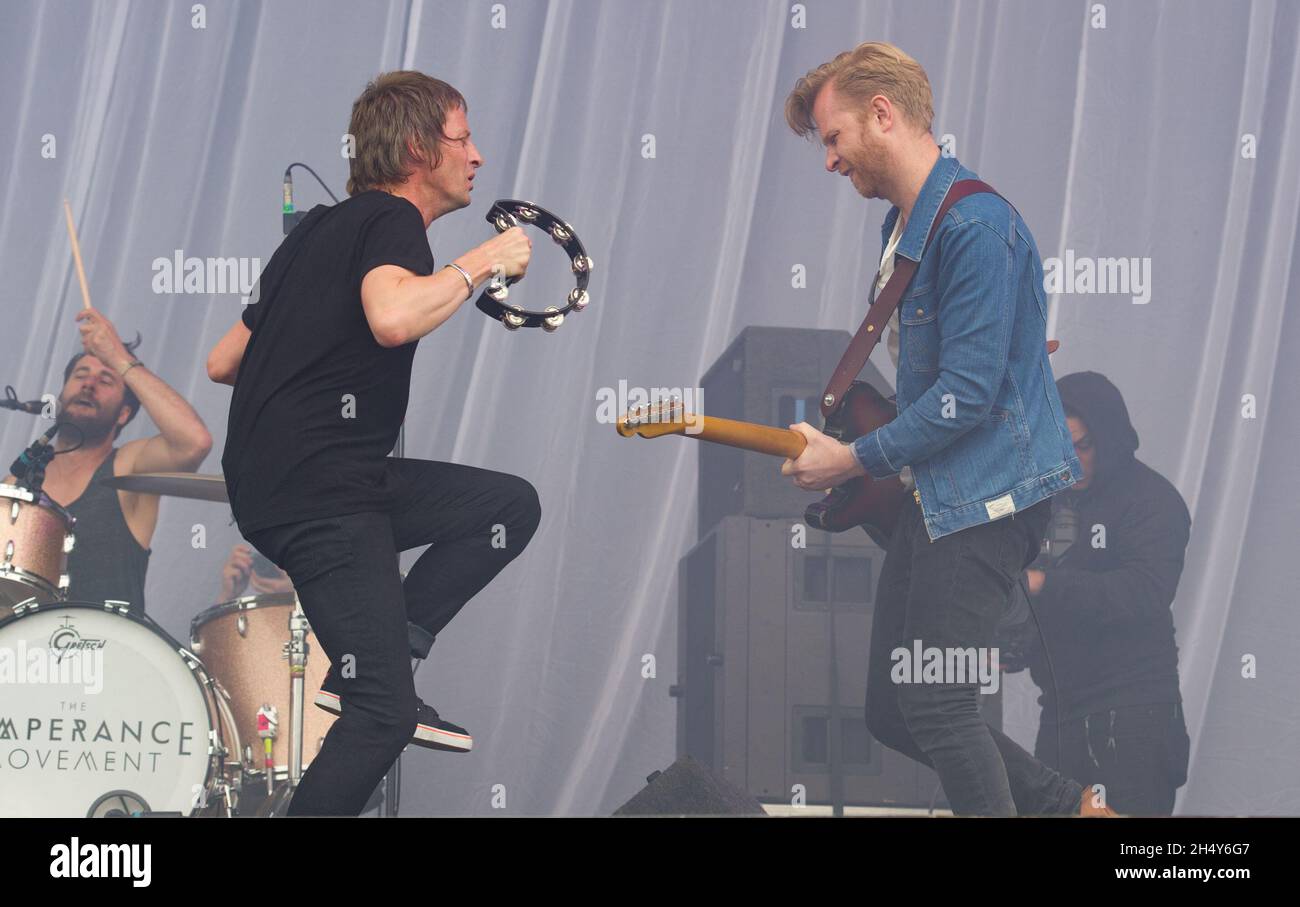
[0,601,233,817]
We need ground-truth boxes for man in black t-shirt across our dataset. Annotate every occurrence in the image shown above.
[208,71,539,816]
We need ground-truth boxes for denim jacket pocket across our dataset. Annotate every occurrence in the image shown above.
[927,408,1025,508]
[900,291,939,374]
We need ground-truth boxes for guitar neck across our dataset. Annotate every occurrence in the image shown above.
[685,415,807,459]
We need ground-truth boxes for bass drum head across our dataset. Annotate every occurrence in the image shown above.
[0,602,218,817]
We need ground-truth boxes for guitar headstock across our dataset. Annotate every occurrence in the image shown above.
[615,397,695,438]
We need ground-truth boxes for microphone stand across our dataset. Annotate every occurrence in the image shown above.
[8,420,62,496]
[378,422,408,817]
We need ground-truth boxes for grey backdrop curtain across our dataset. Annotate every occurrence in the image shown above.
[2,0,1296,815]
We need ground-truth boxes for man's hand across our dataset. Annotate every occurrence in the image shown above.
[75,307,131,371]
[477,226,532,280]
[781,422,867,490]
[220,544,253,600]
[1025,568,1046,597]
[249,564,293,595]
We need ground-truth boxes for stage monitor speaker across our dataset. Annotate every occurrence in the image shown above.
[672,514,1003,810]
[613,756,767,816]
[697,326,892,541]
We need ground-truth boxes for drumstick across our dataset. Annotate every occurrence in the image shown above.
[63,199,92,310]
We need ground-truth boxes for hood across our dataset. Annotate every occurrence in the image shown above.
[1056,371,1139,491]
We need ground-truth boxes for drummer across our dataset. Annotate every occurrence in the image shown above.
[3,307,212,610]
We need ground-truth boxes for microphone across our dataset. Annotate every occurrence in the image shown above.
[283,167,296,236]
[10,419,62,481]
[283,163,330,235]
[0,396,45,414]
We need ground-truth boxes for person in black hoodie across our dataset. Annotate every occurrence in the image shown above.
[1000,371,1192,815]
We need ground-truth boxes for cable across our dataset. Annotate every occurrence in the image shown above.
[284,163,341,204]
[51,421,85,455]
[1018,571,1064,785]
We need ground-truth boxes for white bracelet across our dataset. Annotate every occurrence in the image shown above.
[443,263,475,298]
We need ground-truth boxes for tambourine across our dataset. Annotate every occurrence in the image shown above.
[476,199,592,332]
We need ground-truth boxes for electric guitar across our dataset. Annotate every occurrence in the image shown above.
[616,380,908,548]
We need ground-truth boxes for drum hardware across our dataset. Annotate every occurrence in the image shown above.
[183,647,237,768]
[7,419,61,497]
[257,705,279,796]
[214,775,239,817]
[286,599,311,788]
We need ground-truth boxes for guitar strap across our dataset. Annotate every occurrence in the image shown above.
[819,178,1006,420]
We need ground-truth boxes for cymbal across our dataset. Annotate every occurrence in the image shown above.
[102,472,229,503]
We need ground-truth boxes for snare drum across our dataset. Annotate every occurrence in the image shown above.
[0,600,233,817]
[190,593,335,781]
[0,484,74,608]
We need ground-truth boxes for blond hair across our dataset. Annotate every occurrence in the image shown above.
[784,41,933,138]
[346,71,467,196]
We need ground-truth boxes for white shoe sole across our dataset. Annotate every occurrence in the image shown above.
[314,689,472,752]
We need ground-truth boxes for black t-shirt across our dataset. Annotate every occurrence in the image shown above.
[221,190,434,533]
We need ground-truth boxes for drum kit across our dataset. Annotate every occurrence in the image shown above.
[0,473,339,818]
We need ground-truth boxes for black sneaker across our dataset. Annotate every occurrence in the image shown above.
[413,703,472,753]
[314,670,472,753]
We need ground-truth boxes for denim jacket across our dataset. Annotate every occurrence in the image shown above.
[851,154,1081,541]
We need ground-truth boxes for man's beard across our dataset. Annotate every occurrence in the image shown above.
[58,399,118,444]
[847,130,893,200]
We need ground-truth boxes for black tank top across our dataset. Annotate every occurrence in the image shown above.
[64,448,151,611]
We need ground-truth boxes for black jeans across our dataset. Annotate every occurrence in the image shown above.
[1035,702,1189,816]
[245,457,541,816]
[865,494,1086,815]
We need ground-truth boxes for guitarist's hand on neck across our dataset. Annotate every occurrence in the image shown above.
[781,422,867,490]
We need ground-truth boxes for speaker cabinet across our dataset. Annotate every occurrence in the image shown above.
[696,326,892,540]
[673,514,1003,809]
[613,757,767,816]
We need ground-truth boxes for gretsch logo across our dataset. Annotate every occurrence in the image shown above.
[49,618,107,663]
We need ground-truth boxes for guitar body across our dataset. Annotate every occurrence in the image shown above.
[804,380,909,549]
